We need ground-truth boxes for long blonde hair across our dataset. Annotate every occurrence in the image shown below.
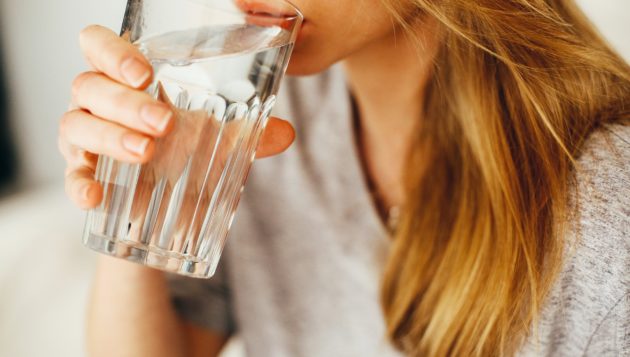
[379,1,630,355]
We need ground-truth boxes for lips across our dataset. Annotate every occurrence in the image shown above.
[235,0,300,18]
[235,0,305,38]
[231,0,305,45]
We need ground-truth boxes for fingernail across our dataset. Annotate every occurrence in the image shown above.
[82,185,92,201]
[141,103,172,132]
[121,57,151,87]
[122,134,150,156]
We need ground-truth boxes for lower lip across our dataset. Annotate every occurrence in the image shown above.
[237,0,297,18]
[244,14,306,40]
[236,1,308,44]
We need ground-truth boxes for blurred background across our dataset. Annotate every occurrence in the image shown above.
[0,0,628,356]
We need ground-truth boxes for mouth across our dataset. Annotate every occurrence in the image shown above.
[236,0,306,41]
[235,0,302,19]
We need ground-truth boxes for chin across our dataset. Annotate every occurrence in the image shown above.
[286,59,328,76]
[285,48,338,76]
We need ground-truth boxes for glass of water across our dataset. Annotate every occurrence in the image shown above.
[83,0,302,278]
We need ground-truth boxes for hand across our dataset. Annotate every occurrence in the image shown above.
[59,25,295,210]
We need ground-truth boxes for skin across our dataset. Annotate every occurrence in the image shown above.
[59,1,438,355]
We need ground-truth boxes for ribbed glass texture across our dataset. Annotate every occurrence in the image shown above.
[82,0,302,278]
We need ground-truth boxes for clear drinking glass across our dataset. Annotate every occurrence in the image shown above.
[83,0,302,278]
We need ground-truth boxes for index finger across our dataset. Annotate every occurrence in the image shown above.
[79,25,152,89]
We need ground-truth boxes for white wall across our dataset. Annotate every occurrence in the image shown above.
[577,0,630,57]
[0,0,126,188]
[0,0,629,187]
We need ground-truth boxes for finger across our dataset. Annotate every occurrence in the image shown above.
[60,109,155,164]
[72,72,173,137]
[79,25,152,88]
[65,166,103,209]
[58,134,98,171]
[255,117,295,158]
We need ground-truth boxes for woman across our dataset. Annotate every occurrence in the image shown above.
[58,0,629,356]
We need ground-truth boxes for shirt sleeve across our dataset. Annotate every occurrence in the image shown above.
[166,260,236,335]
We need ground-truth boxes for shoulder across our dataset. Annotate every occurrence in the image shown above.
[571,123,629,248]
[570,122,629,337]
[574,122,629,197]
[570,123,629,295]
[522,123,630,356]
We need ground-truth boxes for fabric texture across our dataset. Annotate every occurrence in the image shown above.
[168,66,629,357]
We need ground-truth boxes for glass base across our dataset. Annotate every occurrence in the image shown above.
[84,233,216,278]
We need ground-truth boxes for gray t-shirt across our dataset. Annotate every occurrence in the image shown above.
[168,66,630,357]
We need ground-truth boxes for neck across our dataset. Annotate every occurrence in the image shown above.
[343,21,440,208]
[343,22,439,139]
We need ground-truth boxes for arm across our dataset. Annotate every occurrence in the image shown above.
[87,256,229,357]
